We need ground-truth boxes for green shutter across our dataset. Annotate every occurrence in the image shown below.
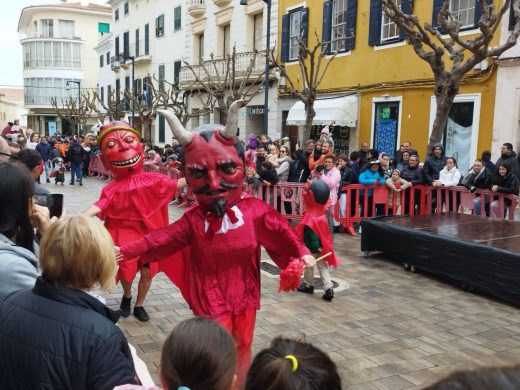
[159,115,165,143]
[98,23,110,33]
[174,6,182,31]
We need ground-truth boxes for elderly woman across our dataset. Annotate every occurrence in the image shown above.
[0,215,137,389]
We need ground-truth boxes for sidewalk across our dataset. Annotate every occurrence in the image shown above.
[47,173,520,389]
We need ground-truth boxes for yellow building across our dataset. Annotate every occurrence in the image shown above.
[279,0,503,170]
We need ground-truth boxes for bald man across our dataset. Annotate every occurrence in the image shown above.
[0,136,10,163]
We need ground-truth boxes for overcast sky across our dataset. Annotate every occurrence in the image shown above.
[0,0,107,87]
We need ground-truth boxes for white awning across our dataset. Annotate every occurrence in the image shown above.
[286,94,358,127]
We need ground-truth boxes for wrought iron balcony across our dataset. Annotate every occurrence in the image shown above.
[179,51,266,87]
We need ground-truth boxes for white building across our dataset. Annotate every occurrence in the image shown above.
[97,0,186,144]
[181,0,282,142]
[18,2,111,135]
[492,4,520,160]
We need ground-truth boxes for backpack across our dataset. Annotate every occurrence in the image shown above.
[288,159,304,182]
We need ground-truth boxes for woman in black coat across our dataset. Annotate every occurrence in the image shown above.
[0,215,137,390]
[490,163,519,219]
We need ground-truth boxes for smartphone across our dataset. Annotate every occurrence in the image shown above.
[47,194,64,218]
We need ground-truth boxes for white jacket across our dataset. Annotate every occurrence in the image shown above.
[438,166,462,187]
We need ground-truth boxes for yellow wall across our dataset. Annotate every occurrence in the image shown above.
[277,0,502,158]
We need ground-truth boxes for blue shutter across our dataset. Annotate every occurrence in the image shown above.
[399,0,413,40]
[322,1,332,55]
[432,0,444,31]
[300,7,309,55]
[281,14,289,62]
[345,0,357,51]
[474,0,492,29]
[368,0,382,46]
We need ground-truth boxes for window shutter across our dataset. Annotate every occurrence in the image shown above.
[281,14,289,62]
[322,1,332,55]
[432,0,444,32]
[510,0,517,31]
[474,0,492,28]
[399,0,413,40]
[345,0,358,51]
[300,7,309,57]
[159,115,165,143]
[368,0,382,46]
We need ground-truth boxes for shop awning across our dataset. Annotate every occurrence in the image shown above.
[286,94,358,127]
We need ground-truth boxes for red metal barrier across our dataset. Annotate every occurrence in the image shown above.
[245,182,305,220]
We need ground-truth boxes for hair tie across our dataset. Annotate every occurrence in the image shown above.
[178,387,190,390]
[284,354,298,373]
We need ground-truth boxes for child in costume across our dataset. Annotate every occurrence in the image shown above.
[51,158,65,185]
[296,179,340,301]
[119,101,315,387]
[83,122,186,322]
[385,169,411,214]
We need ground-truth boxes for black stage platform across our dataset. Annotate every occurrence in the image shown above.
[361,213,520,307]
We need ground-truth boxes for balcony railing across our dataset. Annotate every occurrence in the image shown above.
[179,51,266,86]
[188,0,206,18]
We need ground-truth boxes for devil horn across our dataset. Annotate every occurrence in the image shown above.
[220,100,246,139]
[157,109,193,145]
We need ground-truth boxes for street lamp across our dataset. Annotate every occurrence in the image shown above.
[66,80,81,136]
[240,0,271,135]
[120,53,135,128]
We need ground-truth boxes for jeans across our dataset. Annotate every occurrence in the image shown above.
[70,163,83,184]
[473,195,489,216]
[43,160,50,181]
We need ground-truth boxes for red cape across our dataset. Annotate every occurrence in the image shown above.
[295,212,340,267]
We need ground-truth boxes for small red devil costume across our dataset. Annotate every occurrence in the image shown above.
[94,122,179,283]
[120,102,310,385]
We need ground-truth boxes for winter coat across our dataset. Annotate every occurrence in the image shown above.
[35,142,51,161]
[493,172,520,196]
[259,168,279,185]
[294,149,311,182]
[462,168,492,190]
[276,155,292,182]
[339,166,357,193]
[496,151,520,179]
[423,143,447,184]
[0,233,39,302]
[401,165,423,185]
[437,166,462,187]
[359,169,385,196]
[66,142,84,165]
[0,277,137,389]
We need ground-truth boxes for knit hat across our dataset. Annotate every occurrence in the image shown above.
[321,126,330,135]
[247,135,258,150]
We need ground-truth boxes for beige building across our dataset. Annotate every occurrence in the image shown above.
[18,2,111,135]
[0,87,26,129]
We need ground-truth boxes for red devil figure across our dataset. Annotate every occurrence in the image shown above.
[119,101,316,386]
[84,121,186,322]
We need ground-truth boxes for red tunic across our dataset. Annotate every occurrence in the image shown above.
[295,212,340,267]
[121,196,309,318]
[95,173,178,282]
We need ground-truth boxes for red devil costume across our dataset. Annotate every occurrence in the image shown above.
[86,122,183,321]
[296,180,339,301]
[120,101,312,385]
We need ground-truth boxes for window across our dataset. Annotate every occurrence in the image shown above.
[115,79,121,101]
[381,0,401,41]
[135,29,140,57]
[156,14,165,37]
[222,24,231,56]
[41,19,53,38]
[158,115,165,143]
[331,0,347,51]
[145,24,150,55]
[196,33,204,63]
[449,0,475,29]
[124,76,130,110]
[158,64,165,90]
[115,36,120,57]
[289,10,302,60]
[23,41,81,69]
[124,2,129,15]
[59,20,74,39]
[115,8,119,21]
[174,6,182,31]
[253,13,263,51]
[100,55,104,68]
[100,86,104,105]
[106,51,110,65]
[174,60,182,85]
[135,78,142,102]
[107,85,112,102]
[123,31,129,59]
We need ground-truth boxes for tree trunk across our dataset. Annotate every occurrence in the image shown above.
[427,73,459,153]
[304,99,316,138]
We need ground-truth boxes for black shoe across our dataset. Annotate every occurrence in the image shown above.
[133,306,150,322]
[79,182,83,186]
[46,179,50,183]
[120,296,132,317]
[69,182,74,185]
[333,226,340,234]
[322,288,334,301]
[297,283,314,294]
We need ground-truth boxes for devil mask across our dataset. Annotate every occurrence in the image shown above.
[158,101,246,217]
[98,121,145,179]
[303,179,331,215]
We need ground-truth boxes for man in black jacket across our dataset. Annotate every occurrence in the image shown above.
[292,140,314,182]
[401,155,423,214]
[496,143,520,178]
[462,159,492,216]
[422,143,447,185]
[66,139,85,185]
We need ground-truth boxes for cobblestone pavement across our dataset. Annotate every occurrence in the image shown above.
[46,173,520,389]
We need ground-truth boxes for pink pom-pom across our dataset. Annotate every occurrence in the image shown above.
[279,259,304,292]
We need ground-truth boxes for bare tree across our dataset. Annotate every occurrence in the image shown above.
[92,88,126,124]
[269,32,345,136]
[382,0,520,150]
[50,90,98,135]
[182,45,265,124]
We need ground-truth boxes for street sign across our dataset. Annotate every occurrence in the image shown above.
[246,105,264,115]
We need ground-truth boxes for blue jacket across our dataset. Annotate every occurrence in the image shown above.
[359,169,385,196]
[35,142,51,161]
